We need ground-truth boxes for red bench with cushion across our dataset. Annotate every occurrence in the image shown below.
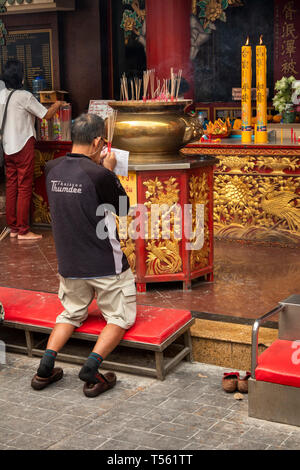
[0,287,195,380]
[249,295,300,426]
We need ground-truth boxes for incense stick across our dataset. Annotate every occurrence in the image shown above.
[143,70,150,101]
[107,110,118,153]
[0,226,10,242]
[121,73,129,101]
[150,69,155,99]
[120,67,184,102]
[175,69,183,99]
[170,68,176,101]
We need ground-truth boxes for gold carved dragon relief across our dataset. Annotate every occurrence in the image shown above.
[143,176,183,275]
[189,172,210,271]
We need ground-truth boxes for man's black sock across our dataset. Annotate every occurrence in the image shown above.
[79,352,104,384]
[37,349,57,378]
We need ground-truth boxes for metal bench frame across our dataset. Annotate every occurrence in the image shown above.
[249,294,300,426]
[2,317,195,381]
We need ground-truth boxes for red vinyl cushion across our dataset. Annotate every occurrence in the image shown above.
[255,339,300,388]
[0,287,192,345]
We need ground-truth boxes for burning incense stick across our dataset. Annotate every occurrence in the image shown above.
[107,110,118,153]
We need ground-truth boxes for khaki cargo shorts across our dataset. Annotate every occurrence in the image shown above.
[56,268,136,330]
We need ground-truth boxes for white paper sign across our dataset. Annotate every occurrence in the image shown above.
[111,148,129,177]
[88,100,115,120]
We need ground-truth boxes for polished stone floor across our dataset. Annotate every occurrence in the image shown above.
[0,218,299,321]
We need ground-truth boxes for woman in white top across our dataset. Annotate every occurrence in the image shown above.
[0,60,64,240]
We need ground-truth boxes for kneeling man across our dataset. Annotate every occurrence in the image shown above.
[31,113,136,397]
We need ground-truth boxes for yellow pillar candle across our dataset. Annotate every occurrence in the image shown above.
[241,37,252,144]
[256,36,267,144]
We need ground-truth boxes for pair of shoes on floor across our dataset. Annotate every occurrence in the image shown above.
[222,371,251,393]
[31,368,117,398]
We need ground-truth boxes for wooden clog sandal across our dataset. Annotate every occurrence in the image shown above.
[31,367,63,390]
[83,372,117,398]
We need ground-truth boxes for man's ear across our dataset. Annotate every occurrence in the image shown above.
[93,137,102,148]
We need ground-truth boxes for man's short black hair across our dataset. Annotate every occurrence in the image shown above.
[1,60,24,90]
[71,113,105,145]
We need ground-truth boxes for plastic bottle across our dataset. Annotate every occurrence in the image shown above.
[32,76,47,101]
[198,112,205,126]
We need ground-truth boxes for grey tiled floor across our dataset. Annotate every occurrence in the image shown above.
[0,353,299,450]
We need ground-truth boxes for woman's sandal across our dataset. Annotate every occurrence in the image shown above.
[31,367,64,390]
[83,372,117,398]
[237,372,251,393]
[222,372,240,393]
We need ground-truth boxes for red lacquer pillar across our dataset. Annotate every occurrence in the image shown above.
[146,0,194,99]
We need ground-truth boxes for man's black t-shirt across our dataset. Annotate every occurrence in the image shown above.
[45,153,130,279]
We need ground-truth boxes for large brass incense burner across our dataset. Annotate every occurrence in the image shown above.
[109,99,202,162]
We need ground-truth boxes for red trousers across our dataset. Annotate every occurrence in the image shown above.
[4,137,35,235]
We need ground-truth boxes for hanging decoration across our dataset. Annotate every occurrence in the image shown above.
[120,0,145,45]
[0,0,6,13]
[0,0,7,46]
[196,0,243,34]
[0,20,7,46]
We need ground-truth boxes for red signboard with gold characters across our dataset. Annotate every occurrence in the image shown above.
[274,0,300,82]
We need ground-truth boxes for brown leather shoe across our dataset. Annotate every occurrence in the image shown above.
[222,372,239,393]
[83,372,117,398]
[31,367,63,390]
[237,372,251,393]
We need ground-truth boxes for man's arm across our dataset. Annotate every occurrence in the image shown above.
[95,167,129,217]
[99,151,130,216]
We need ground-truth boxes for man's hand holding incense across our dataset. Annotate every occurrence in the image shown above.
[100,148,117,172]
